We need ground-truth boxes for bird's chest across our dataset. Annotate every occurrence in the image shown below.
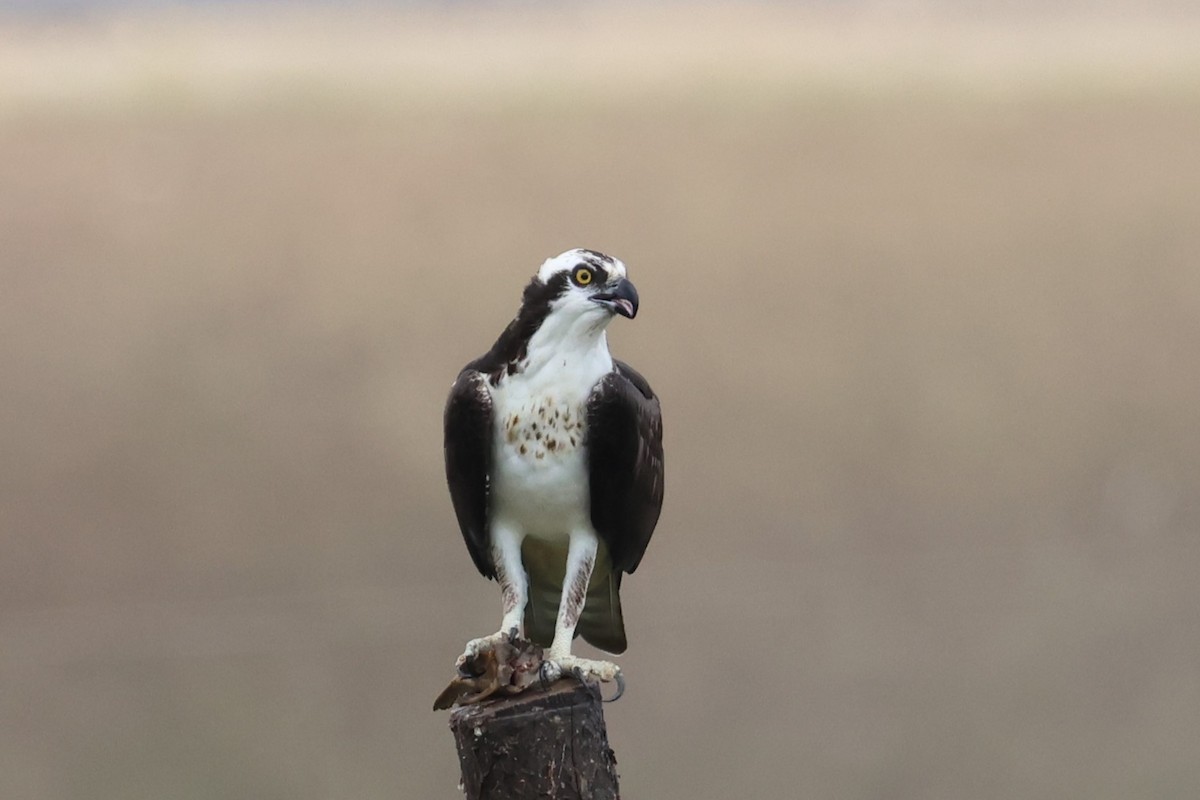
[490,377,594,535]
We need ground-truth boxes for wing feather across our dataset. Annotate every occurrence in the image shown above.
[586,360,664,574]
[443,369,496,579]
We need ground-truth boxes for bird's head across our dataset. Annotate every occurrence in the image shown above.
[486,249,641,374]
[527,249,639,324]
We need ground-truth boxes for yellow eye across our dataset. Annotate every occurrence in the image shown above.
[573,267,594,286]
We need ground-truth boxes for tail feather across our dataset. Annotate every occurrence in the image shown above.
[578,571,627,654]
[524,578,559,649]
[521,539,628,655]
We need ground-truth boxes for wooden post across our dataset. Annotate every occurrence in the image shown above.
[448,680,620,799]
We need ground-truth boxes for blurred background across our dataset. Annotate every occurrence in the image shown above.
[3,1,1200,798]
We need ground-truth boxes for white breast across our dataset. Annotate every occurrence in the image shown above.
[489,338,613,540]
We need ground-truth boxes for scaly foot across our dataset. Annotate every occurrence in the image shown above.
[538,655,625,702]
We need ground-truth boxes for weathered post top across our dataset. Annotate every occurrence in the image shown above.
[448,680,620,800]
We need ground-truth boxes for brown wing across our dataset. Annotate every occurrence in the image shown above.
[586,360,664,574]
[444,368,496,578]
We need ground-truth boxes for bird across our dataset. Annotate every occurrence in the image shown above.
[443,248,664,691]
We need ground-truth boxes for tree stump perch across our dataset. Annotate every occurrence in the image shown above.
[448,680,620,799]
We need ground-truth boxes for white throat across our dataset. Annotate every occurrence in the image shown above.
[520,309,614,386]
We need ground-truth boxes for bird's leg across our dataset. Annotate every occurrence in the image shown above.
[538,530,623,688]
[457,525,527,673]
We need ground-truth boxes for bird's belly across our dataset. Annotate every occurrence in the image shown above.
[493,451,589,540]
[491,397,590,540]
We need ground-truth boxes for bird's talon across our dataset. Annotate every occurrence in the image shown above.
[538,660,561,690]
[603,671,626,703]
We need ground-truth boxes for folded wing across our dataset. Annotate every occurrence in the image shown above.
[444,369,496,579]
[586,360,665,574]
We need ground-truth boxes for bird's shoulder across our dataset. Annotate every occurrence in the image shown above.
[588,359,659,413]
[445,362,494,410]
[610,359,656,401]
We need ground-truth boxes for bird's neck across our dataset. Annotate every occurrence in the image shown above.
[521,315,613,383]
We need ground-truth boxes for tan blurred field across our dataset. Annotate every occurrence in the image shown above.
[2,5,1200,799]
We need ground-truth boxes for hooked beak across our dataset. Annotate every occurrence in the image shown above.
[590,277,639,319]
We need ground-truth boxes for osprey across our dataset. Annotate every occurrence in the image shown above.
[444,249,664,689]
